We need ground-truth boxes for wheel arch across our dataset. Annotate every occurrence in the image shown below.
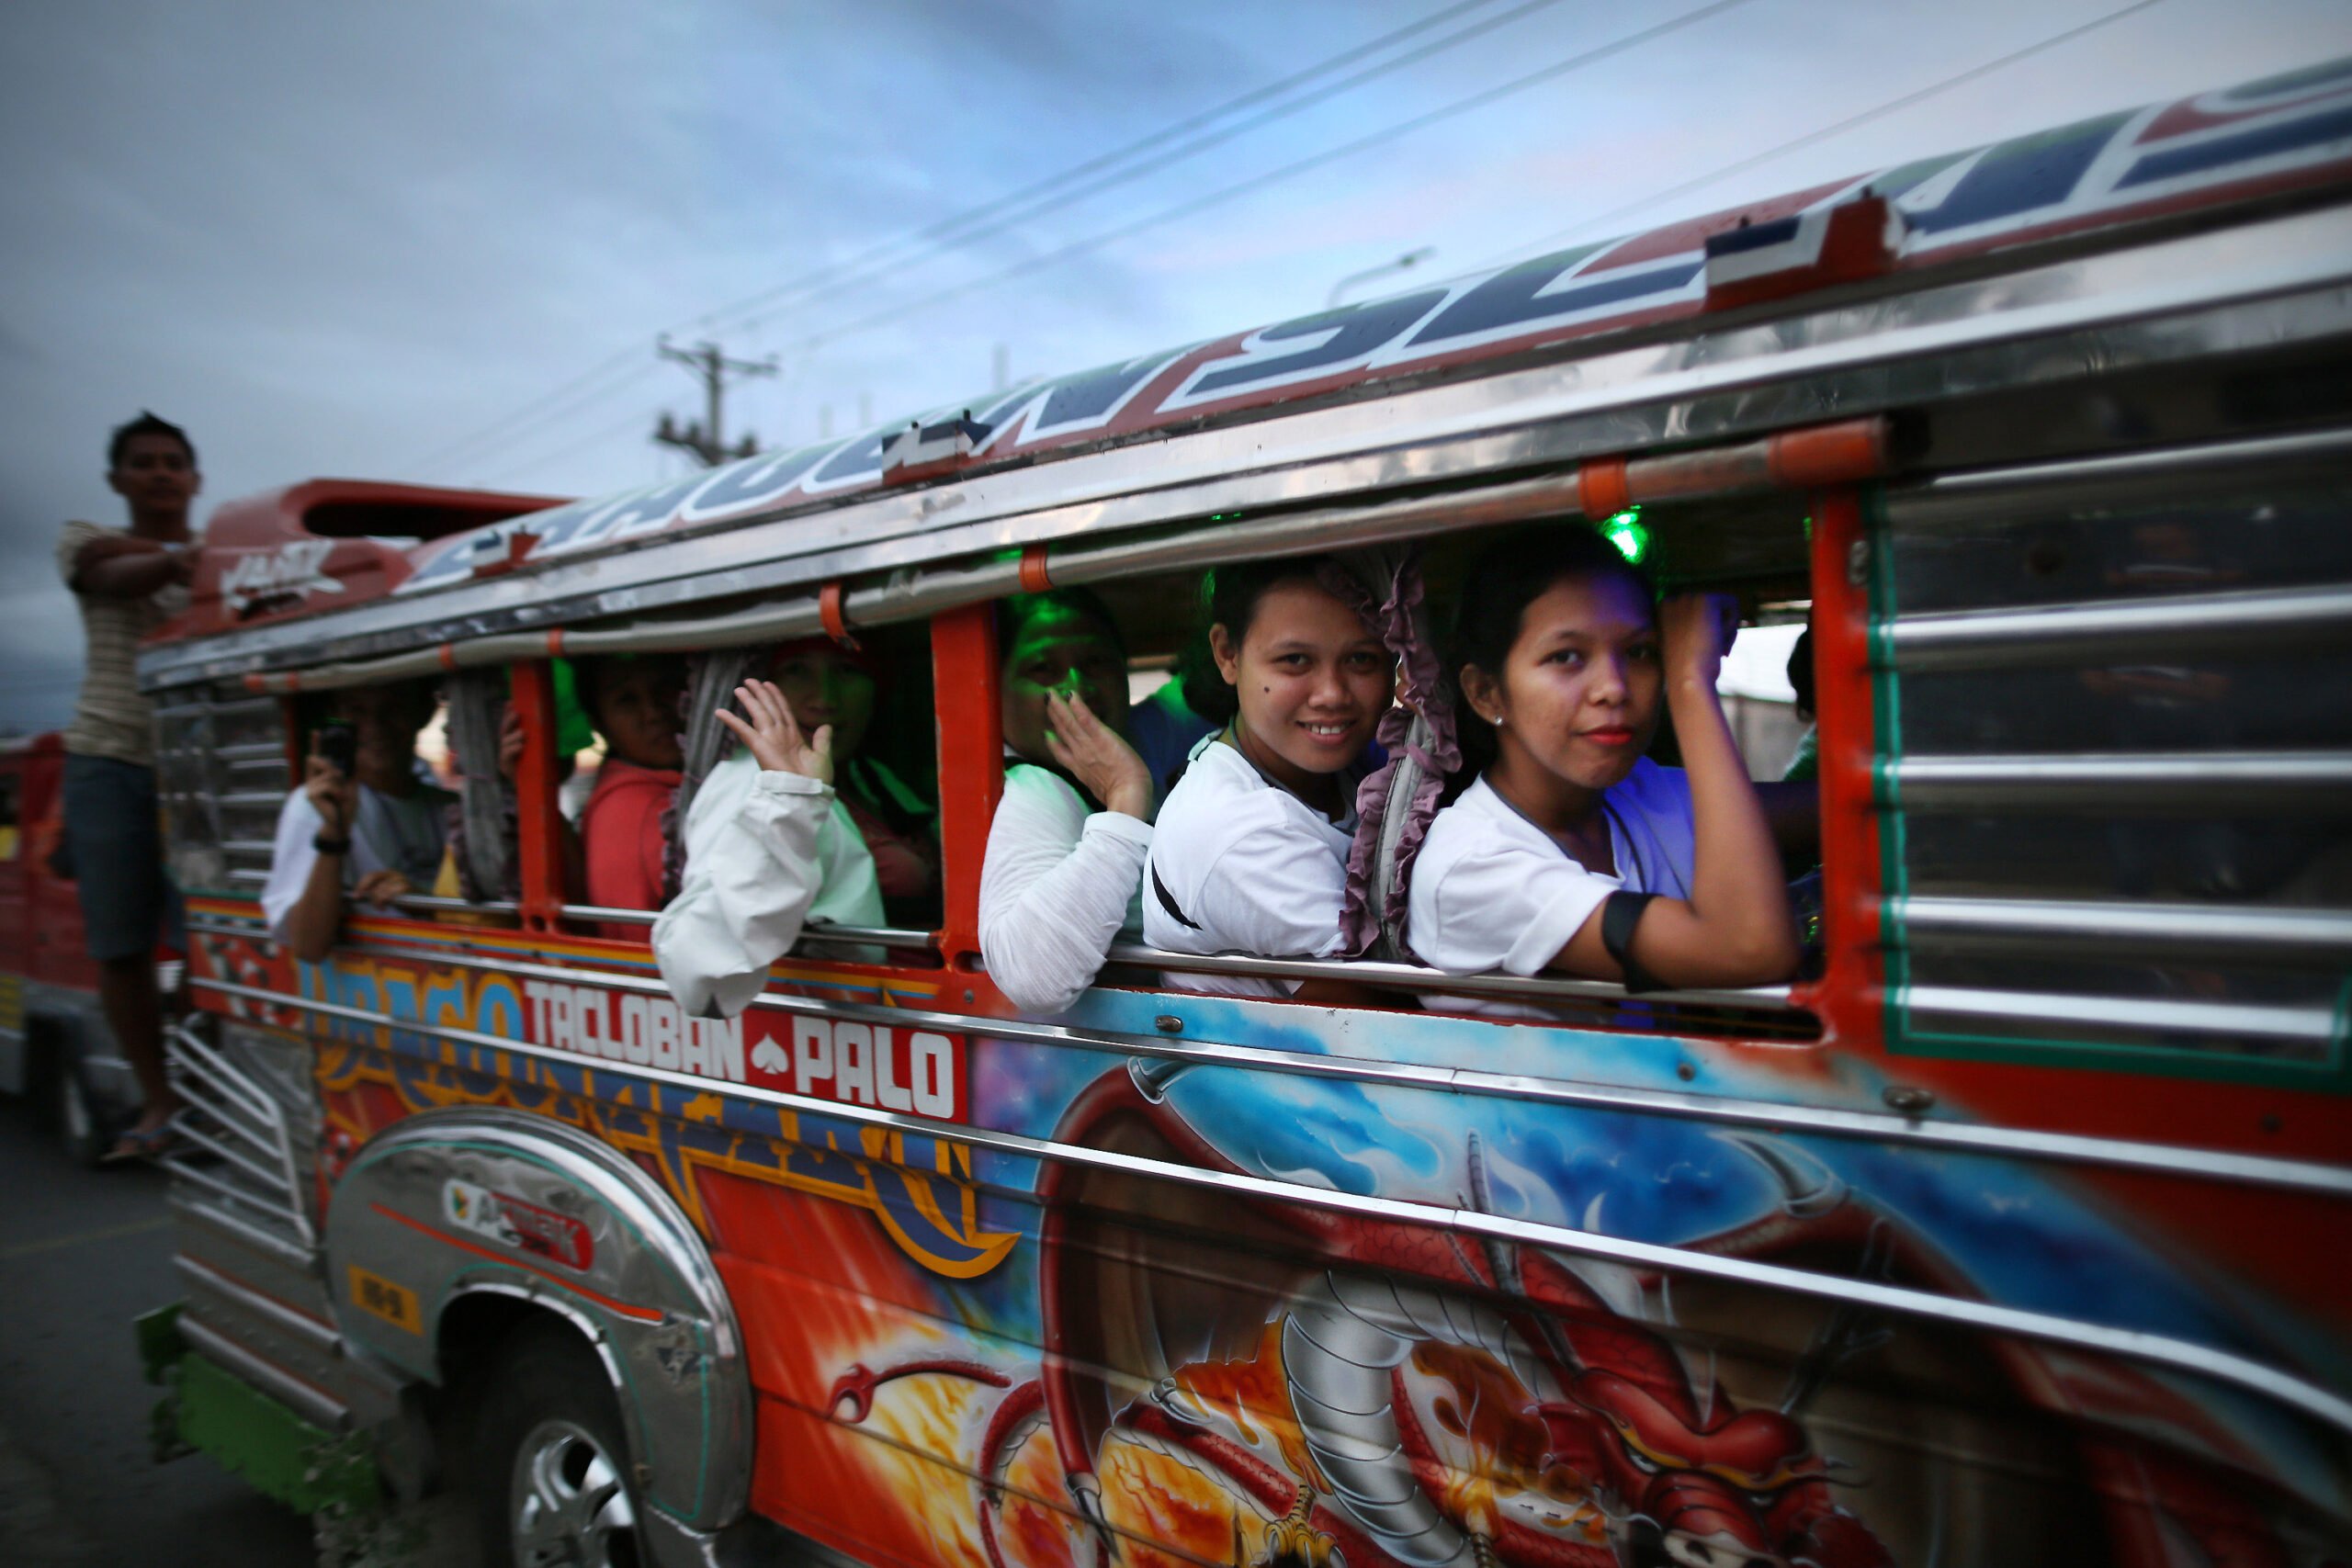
[322,1106,752,1530]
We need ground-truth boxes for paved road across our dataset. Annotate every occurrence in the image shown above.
[0,1092,315,1567]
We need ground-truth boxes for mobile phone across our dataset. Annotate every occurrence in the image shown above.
[313,721,357,777]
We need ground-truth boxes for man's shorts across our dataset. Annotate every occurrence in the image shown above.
[60,752,185,963]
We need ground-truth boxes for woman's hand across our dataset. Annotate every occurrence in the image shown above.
[496,706,526,783]
[353,869,411,908]
[718,679,832,786]
[303,752,359,838]
[1658,592,1740,692]
[1044,691,1152,819]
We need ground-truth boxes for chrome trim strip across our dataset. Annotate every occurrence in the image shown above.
[179,973,2352,1439]
[192,962,2352,1201]
[1893,897,2352,964]
[167,1191,319,1275]
[1899,984,2340,1045]
[153,696,279,721]
[1883,752,2352,812]
[159,1153,302,1231]
[1098,942,1795,1010]
[175,1254,341,1358]
[183,913,1780,1010]
[1883,426,2352,524]
[176,1314,349,1434]
[1883,584,2352,673]
[221,839,277,856]
[560,903,656,926]
[386,892,520,917]
[214,791,288,810]
[172,1117,294,1194]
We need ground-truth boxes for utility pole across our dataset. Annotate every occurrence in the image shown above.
[653,336,778,466]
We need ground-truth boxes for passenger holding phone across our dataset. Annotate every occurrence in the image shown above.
[261,681,451,961]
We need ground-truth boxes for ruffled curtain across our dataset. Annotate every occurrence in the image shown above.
[442,670,517,902]
[1317,549,1458,962]
[659,647,760,905]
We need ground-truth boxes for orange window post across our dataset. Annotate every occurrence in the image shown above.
[930,603,1002,964]
[510,660,568,932]
[1802,487,1884,1054]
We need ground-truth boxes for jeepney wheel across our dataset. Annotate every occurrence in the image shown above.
[475,1323,646,1568]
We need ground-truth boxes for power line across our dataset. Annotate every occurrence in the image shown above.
[704,0,1582,336]
[1483,0,2168,268]
[404,0,1543,478]
[472,404,652,489]
[779,0,1761,355]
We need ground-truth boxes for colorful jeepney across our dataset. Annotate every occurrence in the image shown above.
[138,60,2351,1568]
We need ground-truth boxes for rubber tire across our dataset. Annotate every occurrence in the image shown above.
[470,1321,648,1568]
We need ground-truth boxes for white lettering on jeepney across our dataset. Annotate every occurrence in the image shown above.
[752,1018,962,1120]
[834,1021,875,1106]
[220,539,343,615]
[911,1032,954,1119]
[793,1017,831,1093]
[650,1003,680,1071]
[518,978,743,1084]
[876,1026,911,1112]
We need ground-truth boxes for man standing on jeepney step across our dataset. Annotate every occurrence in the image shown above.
[57,412,200,1161]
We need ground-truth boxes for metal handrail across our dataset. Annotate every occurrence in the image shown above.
[1883,752,2352,813]
[200,953,2352,1200]
[1892,896,2352,964]
[1899,984,2341,1046]
[1883,582,2352,672]
[179,971,2352,1440]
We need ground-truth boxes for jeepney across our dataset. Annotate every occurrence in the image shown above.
[136,58,2351,1568]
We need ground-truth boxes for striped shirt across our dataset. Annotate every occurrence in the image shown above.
[58,520,189,767]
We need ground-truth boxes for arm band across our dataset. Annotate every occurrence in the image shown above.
[1600,891,1667,994]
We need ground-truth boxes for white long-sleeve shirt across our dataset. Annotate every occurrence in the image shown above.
[978,763,1152,1015]
[653,752,883,1019]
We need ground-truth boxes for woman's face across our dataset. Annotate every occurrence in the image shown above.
[1472,571,1661,794]
[338,683,435,795]
[1213,580,1392,786]
[771,645,876,760]
[1001,604,1129,762]
[590,660,685,771]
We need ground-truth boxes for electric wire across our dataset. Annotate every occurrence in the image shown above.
[702,0,1582,336]
[406,0,1546,476]
[777,0,1759,355]
[436,0,1759,482]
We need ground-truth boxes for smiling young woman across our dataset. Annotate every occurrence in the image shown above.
[1407,525,1801,1015]
[1141,559,1394,999]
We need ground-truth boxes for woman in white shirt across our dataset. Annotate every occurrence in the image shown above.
[653,678,883,1019]
[1408,526,1798,1007]
[1142,559,1394,999]
[978,590,1157,1014]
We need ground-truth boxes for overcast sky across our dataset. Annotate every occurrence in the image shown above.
[3,0,2343,732]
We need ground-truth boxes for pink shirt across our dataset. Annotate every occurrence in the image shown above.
[580,760,681,939]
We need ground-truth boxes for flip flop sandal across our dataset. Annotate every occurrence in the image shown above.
[102,1122,180,1164]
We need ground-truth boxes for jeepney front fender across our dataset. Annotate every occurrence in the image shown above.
[321,1106,752,1531]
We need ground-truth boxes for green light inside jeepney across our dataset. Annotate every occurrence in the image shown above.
[1600,507,1650,564]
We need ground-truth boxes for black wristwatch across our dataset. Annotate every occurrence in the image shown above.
[312,833,353,855]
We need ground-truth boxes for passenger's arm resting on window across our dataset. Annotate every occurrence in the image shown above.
[1192,818,1381,1005]
[979,770,1151,1014]
[261,793,345,963]
[1550,670,1799,989]
[70,535,186,598]
[654,770,837,1019]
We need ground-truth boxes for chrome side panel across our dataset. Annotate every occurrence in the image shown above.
[322,1107,752,1531]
